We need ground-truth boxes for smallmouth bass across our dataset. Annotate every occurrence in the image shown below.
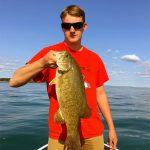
[50,50,91,150]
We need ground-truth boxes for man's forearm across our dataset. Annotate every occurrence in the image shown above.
[9,50,57,87]
[96,86,118,149]
[96,86,115,130]
[9,58,45,87]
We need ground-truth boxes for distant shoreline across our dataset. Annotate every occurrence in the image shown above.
[0,78,149,88]
[0,78,10,82]
[0,78,34,83]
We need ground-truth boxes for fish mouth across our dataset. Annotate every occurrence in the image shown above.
[57,62,71,72]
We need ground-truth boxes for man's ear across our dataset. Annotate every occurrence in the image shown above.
[83,23,88,31]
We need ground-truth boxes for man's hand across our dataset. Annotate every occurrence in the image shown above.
[41,50,57,68]
[108,129,118,150]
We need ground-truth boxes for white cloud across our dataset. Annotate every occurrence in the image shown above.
[138,73,150,78]
[109,70,126,77]
[137,60,150,78]
[0,57,24,76]
[0,65,5,69]
[105,49,120,54]
[139,60,150,68]
[121,54,140,62]
[106,49,112,53]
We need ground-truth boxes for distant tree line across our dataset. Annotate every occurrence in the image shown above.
[0,78,10,81]
[0,78,34,83]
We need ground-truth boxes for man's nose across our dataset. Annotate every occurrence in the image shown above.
[70,26,75,32]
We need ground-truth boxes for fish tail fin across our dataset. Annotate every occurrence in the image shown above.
[64,133,81,150]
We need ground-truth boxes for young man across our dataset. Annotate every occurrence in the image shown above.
[9,5,118,150]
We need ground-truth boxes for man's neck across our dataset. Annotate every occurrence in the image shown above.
[64,41,83,52]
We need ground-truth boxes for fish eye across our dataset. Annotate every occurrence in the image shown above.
[66,54,68,57]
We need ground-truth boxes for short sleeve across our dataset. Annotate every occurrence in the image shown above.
[26,47,50,83]
[96,56,109,87]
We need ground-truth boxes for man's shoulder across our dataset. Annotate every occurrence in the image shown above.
[43,42,65,51]
[28,42,64,61]
[84,46,100,59]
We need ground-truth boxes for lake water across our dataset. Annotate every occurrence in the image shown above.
[0,83,150,150]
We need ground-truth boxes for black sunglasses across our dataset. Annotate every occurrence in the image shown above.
[61,22,84,30]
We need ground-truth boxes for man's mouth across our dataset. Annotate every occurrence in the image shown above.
[70,35,77,38]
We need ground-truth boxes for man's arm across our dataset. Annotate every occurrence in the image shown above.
[9,50,57,87]
[96,85,118,149]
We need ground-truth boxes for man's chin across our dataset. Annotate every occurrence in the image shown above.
[68,38,79,43]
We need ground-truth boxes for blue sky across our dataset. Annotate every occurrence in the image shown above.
[0,0,150,87]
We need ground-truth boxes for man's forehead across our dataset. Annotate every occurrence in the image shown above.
[62,14,83,23]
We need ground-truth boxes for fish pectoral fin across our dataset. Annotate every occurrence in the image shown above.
[54,109,65,124]
[49,75,63,85]
[49,77,57,85]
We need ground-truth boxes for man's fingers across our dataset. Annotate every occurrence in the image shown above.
[107,140,117,150]
[49,63,58,68]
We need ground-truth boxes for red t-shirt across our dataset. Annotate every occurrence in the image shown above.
[28,42,109,140]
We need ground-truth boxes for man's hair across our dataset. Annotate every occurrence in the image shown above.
[60,5,85,22]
